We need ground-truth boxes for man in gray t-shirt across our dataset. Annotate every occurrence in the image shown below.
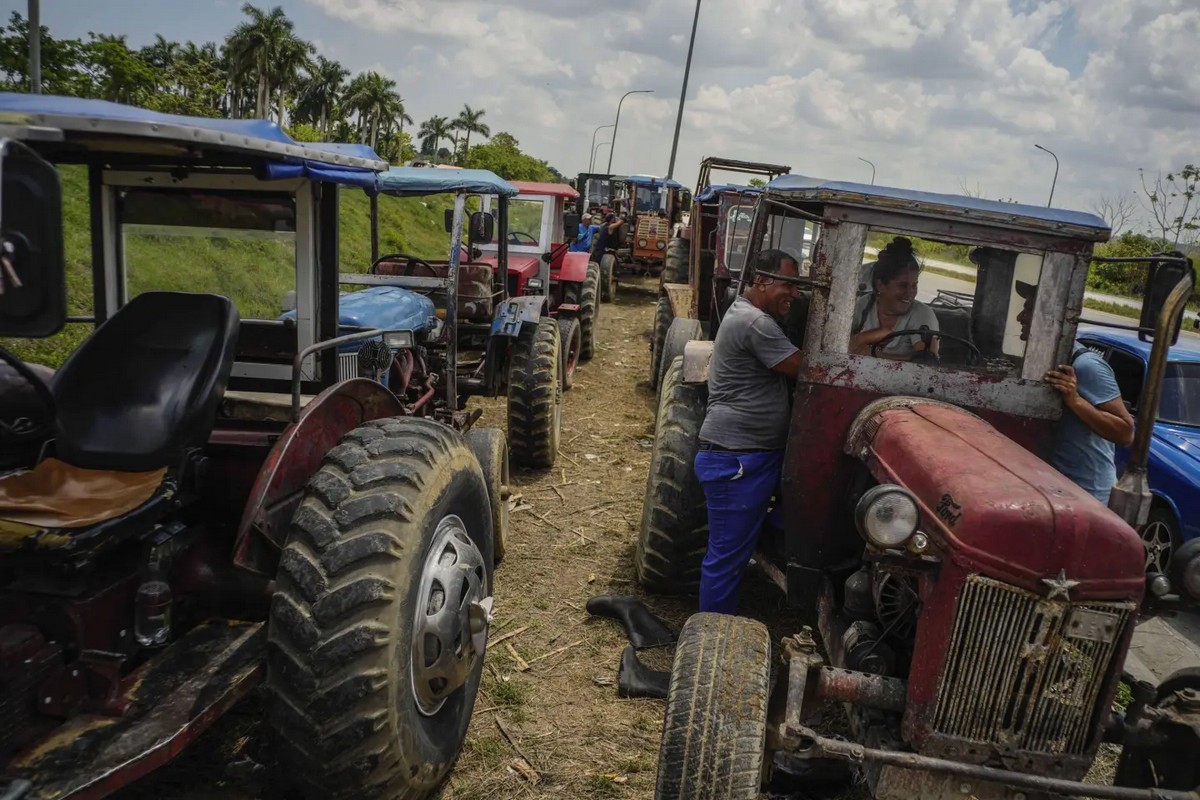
[694,249,804,614]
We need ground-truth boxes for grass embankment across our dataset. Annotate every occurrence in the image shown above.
[4,167,456,367]
[920,264,1146,321]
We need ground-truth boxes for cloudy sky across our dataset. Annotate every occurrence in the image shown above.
[29,0,1200,225]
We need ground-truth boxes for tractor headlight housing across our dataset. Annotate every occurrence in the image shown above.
[638,238,649,248]
[855,485,920,549]
[384,330,414,350]
[656,240,666,250]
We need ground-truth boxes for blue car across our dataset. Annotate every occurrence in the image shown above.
[1076,327,1200,575]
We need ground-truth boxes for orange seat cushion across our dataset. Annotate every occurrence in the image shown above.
[0,458,167,531]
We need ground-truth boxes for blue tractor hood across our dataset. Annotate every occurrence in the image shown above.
[280,286,438,334]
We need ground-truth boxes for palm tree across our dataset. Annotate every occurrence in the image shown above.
[225,4,301,119]
[453,104,490,162]
[271,35,314,124]
[296,56,348,137]
[343,71,403,151]
[418,115,452,159]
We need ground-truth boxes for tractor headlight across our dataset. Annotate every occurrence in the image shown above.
[638,238,649,248]
[525,278,544,294]
[656,240,666,250]
[855,485,920,548]
[384,330,414,350]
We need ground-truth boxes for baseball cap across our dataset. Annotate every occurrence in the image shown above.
[1015,280,1037,299]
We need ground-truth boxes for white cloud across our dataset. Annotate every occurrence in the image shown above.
[303,0,1198,228]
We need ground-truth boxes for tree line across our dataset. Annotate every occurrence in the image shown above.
[0,5,563,181]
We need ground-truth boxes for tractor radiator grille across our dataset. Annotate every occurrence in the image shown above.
[932,574,1132,755]
[338,352,359,381]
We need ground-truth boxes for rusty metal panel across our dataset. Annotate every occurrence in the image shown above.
[932,575,1133,755]
[808,352,1062,420]
[681,340,713,384]
[663,283,696,320]
[1021,251,1087,382]
[804,220,868,359]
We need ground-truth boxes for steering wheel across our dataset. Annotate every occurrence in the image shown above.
[870,326,982,364]
[508,231,538,246]
[0,345,56,454]
[370,252,438,278]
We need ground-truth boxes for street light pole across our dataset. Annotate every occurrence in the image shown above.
[607,89,653,174]
[857,156,875,185]
[593,141,611,171]
[665,0,702,182]
[28,0,41,94]
[588,124,615,173]
[1033,144,1058,207]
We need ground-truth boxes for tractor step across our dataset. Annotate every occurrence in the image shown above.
[6,620,265,800]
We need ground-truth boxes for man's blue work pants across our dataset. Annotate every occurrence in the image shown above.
[693,448,784,615]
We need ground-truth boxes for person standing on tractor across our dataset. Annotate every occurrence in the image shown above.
[693,249,806,613]
[1016,281,1135,503]
[571,213,595,252]
[590,213,621,260]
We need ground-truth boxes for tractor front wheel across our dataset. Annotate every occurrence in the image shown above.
[599,253,617,303]
[635,356,708,594]
[465,426,510,565]
[661,237,689,286]
[578,262,600,362]
[507,317,562,469]
[558,317,582,390]
[266,418,493,800]
[656,316,703,407]
[655,613,771,800]
[649,296,674,390]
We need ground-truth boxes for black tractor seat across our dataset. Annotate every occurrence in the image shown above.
[0,292,239,554]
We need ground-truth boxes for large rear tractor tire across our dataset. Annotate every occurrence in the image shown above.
[655,613,771,800]
[578,262,600,362]
[635,356,709,594]
[599,253,617,303]
[648,296,674,391]
[267,418,494,800]
[558,317,581,391]
[656,317,704,407]
[660,237,690,286]
[465,426,509,565]
[507,317,562,469]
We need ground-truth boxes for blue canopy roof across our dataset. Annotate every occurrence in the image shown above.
[765,174,1109,235]
[0,93,387,189]
[695,184,762,203]
[625,174,686,191]
[377,167,518,197]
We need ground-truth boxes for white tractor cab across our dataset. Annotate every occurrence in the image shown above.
[641,173,1199,799]
[354,167,566,468]
[477,181,600,386]
[0,94,505,800]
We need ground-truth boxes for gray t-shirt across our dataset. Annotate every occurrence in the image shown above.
[699,296,799,450]
[852,295,940,357]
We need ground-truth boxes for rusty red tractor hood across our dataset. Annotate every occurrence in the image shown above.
[849,399,1145,600]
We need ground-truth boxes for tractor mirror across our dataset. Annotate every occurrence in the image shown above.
[443,209,455,233]
[0,140,66,338]
[1139,253,1196,345]
[470,211,494,244]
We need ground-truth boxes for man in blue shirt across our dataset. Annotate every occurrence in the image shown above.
[1016,281,1134,503]
[570,214,595,252]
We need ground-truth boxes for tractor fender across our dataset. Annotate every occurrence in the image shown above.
[680,339,713,385]
[232,378,404,575]
[491,295,546,338]
[554,251,591,284]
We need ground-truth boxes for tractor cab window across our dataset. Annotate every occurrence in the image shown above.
[856,231,1045,374]
[119,187,297,322]
[584,178,612,210]
[507,199,545,249]
[634,186,663,214]
[722,203,756,276]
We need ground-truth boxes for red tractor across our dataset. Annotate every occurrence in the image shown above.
[0,95,503,800]
[477,181,601,391]
[638,173,1200,798]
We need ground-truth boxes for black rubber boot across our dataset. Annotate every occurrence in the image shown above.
[585,594,676,649]
[616,646,670,699]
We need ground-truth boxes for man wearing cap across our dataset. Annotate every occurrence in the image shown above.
[1016,280,1134,504]
[571,213,595,252]
[694,249,806,613]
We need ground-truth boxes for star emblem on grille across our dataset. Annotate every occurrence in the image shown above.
[1042,569,1079,600]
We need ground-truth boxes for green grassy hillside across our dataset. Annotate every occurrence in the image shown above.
[4,167,456,367]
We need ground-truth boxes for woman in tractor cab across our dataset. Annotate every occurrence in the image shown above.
[851,236,940,360]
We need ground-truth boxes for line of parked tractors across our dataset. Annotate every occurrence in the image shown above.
[1,93,1200,800]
